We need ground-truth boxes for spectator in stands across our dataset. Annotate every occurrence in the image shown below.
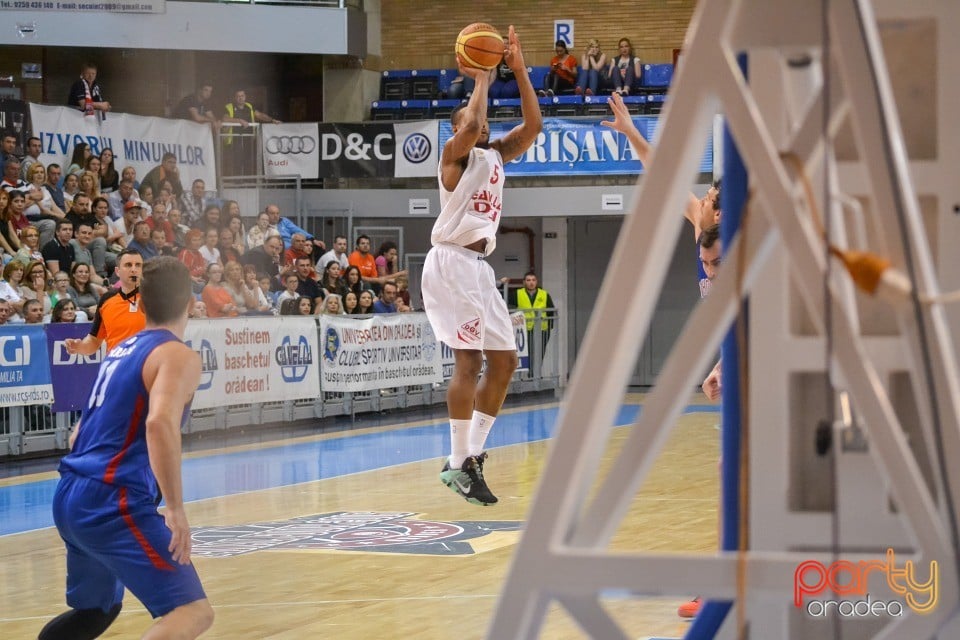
[606,38,641,95]
[540,40,578,97]
[78,170,100,202]
[127,221,156,260]
[201,263,238,318]
[14,224,43,266]
[23,163,64,248]
[292,256,324,308]
[264,204,323,251]
[348,235,379,288]
[218,228,240,264]
[241,234,284,287]
[99,148,120,193]
[199,227,221,266]
[146,202,174,245]
[356,289,375,314]
[284,232,313,268]
[155,182,178,217]
[115,200,143,247]
[150,228,173,258]
[179,178,208,228]
[490,61,519,99]
[20,137,43,181]
[21,260,53,318]
[168,208,189,248]
[121,165,140,189]
[0,191,20,256]
[141,152,184,198]
[223,201,247,247]
[318,234,350,272]
[243,264,274,314]
[62,173,80,208]
[2,157,29,192]
[138,184,154,207]
[178,229,207,293]
[320,293,344,315]
[51,298,79,323]
[0,131,16,177]
[107,179,137,220]
[257,273,278,309]
[65,143,91,177]
[65,194,110,277]
[223,88,281,175]
[246,211,274,249]
[199,204,221,232]
[175,83,218,127]
[575,39,608,96]
[279,297,311,316]
[190,300,207,319]
[45,164,67,213]
[225,214,247,254]
[69,222,106,283]
[5,191,30,243]
[84,156,102,189]
[372,281,402,313]
[0,260,25,318]
[90,196,112,240]
[374,240,407,281]
[222,260,259,315]
[22,298,44,324]
[94,196,124,253]
[68,262,105,318]
[42,220,75,276]
[319,261,345,297]
[341,264,370,299]
[0,298,11,325]
[67,62,110,114]
[342,290,358,314]
[276,272,301,307]
[395,273,413,310]
[50,271,74,307]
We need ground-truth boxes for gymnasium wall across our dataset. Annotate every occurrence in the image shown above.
[378,0,695,70]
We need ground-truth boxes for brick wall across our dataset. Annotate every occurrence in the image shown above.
[380,0,696,70]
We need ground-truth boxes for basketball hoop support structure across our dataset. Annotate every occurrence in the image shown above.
[488,0,960,638]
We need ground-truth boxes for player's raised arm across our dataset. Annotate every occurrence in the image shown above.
[491,26,543,163]
[144,342,201,564]
[441,65,493,191]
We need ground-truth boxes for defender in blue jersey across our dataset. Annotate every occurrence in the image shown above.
[41,257,213,640]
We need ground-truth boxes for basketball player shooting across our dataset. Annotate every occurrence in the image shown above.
[421,25,542,506]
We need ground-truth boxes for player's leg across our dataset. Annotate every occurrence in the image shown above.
[142,599,214,640]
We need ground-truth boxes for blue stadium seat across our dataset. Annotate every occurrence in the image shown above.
[622,95,645,115]
[641,64,674,88]
[400,99,431,120]
[370,99,404,121]
[528,66,550,92]
[490,98,520,119]
[643,94,666,115]
[411,69,441,100]
[380,70,414,101]
[431,98,462,120]
[582,94,611,117]
[438,68,458,97]
[543,94,582,117]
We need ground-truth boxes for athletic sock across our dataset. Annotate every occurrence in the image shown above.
[448,419,472,469]
[468,410,496,456]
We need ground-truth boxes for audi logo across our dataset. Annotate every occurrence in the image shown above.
[266,136,317,155]
[402,133,432,164]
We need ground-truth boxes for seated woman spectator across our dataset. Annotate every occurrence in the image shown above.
[343,290,359,314]
[280,296,313,316]
[540,40,578,97]
[576,38,608,96]
[21,260,53,318]
[356,289,375,314]
[99,148,120,193]
[247,211,272,249]
[5,191,31,244]
[51,298,79,323]
[1,260,26,318]
[342,264,370,299]
[178,229,208,293]
[50,270,74,307]
[243,264,275,314]
[276,272,301,307]
[62,173,80,208]
[222,259,260,315]
[224,208,247,252]
[319,293,344,315]
[218,228,241,264]
[0,191,15,257]
[24,164,66,231]
[167,208,189,249]
[606,37,641,95]
[91,197,113,244]
[200,204,221,231]
[319,261,345,297]
[65,143,91,178]
[14,224,43,266]
[121,165,140,190]
[199,227,221,266]
[375,241,407,281]
[201,263,239,318]
[138,183,154,207]
[395,273,413,310]
[490,61,519,99]
[84,156,102,189]
[78,170,100,202]
[68,262,105,318]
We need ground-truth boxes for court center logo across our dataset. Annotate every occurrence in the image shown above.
[266,135,316,155]
[275,334,313,382]
[185,339,218,390]
[794,549,938,618]
[322,327,340,365]
[402,133,431,163]
[190,512,522,558]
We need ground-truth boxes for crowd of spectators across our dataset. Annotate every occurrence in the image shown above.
[0,138,411,324]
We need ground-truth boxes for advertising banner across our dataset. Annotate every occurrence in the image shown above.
[440,311,529,378]
[45,321,105,412]
[439,116,714,176]
[392,120,439,178]
[0,325,53,407]
[316,121,438,179]
[184,317,319,410]
[0,1,165,12]
[29,103,217,187]
[319,313,443,392]
[261,122,320,179]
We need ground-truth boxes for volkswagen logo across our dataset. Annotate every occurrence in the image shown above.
[402,133,431,164]
[266,135,317,155]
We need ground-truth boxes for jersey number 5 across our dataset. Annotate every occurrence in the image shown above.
[490,163,500,184]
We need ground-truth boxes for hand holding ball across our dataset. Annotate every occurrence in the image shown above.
[456,23,504,70]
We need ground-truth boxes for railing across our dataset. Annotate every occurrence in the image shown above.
[0,310,561,457]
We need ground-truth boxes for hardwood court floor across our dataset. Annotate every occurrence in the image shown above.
[0,398,720,639]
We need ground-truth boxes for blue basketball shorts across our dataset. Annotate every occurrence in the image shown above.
[51,472,207,618]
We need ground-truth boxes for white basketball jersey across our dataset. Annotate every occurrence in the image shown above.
[432,147,504,256]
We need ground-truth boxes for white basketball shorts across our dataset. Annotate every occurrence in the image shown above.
[421,243,516,351]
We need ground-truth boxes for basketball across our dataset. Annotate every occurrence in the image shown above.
[456,23,504,70]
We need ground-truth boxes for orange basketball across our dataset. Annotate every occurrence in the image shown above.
[456,23,504,70]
